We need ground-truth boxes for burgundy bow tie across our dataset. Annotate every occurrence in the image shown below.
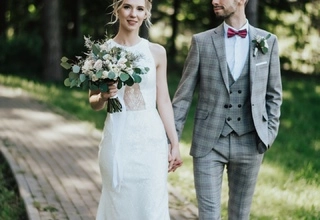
[227,28,247,38]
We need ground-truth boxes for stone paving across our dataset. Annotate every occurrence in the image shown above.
[0,85,198,220]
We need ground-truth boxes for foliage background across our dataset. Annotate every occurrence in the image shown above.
[0,0,319,79]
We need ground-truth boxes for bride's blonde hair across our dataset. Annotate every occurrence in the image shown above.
[109,0,152,28]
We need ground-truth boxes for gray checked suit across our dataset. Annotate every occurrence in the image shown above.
[172,23,282,219]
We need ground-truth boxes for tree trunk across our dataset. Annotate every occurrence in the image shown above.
[245,0,258,27]
[42,0,62,82]
[0,0,7,36]
[168,0,180,59]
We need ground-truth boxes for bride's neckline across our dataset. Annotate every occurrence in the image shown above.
[111,38,143,48]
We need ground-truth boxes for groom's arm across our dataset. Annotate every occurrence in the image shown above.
[172,36,200,140]
[266,35,282,146]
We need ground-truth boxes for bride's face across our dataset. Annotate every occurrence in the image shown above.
[118,0,147,31]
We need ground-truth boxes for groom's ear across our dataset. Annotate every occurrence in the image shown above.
[238,0,248,6]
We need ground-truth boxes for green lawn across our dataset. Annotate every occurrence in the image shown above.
[0,152,26,219]
[0,72,320,219]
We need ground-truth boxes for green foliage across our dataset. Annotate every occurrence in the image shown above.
[260,2,320,74]
[0,34,42,76]
[0,153,27,220]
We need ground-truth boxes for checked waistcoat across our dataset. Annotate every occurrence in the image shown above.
[221,57,255,137]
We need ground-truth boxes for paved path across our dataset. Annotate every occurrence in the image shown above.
[0,85,198,220]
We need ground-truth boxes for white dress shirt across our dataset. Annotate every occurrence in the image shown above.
[224,21,249,81]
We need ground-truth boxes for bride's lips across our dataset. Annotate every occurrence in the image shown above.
[127,20,138,25]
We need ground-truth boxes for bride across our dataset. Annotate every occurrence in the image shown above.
[88,0,183,219]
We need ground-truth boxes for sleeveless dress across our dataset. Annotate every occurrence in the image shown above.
[96,39,170,220]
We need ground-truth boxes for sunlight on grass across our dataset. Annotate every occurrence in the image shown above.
[253,163,320,218]
[1,73,320,219]
[169,144,320,219]
[282,90,293,100]
[313,140,320,151]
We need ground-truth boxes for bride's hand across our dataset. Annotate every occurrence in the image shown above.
[168,144,183,172]
[100,83,118,101]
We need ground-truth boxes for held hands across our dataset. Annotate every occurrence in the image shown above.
[168,144,183,172]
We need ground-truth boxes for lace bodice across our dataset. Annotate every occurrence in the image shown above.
[109,39,157,111]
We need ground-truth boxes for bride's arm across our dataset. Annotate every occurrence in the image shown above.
[150,42,183,172]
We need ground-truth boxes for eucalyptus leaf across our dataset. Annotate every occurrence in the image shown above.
[132,74,142,83]
[82,79,89,90]
[61,57,69,62]
[266,33,271,39]
[72,65,81,73]
[79,73,87,82]
[144,67,150,73]
[133,68,141,74]
[69,72,78,80]
[117,82,123,89]
[64,78,71,87]
[61,62,72,70]
[99,83,109,92]
[262,47,268,54]
[119,72,130,82]
[125,77,134,86]
[89,82,99,91]
[96,70,103,78]
[92,44,100,56]
[108,71,116,79]
[70,79,78,88]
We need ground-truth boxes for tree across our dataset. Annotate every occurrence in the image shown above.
[0,0,7,36]
[245,0,258,27]
[42,0,62,81]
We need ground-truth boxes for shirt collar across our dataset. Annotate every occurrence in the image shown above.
[223,20,249,38]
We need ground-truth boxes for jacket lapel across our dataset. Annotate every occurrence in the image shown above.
[249,25,258,90]
[212,24,230,92]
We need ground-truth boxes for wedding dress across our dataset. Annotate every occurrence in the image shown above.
[96,39,170,220]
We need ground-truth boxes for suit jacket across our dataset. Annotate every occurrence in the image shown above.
[172,24,282,157]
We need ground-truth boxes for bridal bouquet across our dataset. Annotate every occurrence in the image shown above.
[61,36,149,113]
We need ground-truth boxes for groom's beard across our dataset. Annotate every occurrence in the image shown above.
[214,9,236,20]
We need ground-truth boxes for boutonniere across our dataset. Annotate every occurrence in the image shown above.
[252,33,271,57]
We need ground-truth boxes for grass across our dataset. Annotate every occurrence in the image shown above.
[0,152,27,220]
[0,71,320,219]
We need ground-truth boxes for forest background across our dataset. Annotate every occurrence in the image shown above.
[0,0,320,219]
[0,0,319,79]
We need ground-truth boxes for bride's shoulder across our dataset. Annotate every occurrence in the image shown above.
[148,42,166,58]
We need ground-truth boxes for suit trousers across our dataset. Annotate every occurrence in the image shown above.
[193,131,264,220]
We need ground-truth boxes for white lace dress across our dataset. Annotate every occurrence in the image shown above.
[96,39,170,220]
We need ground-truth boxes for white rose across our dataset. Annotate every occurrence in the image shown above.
[103,54,111,61]
[100,44,108,51]
[91,73,98,82]
[102,71,109,79]
[82,60,93,73]
[126,68,134,75]
[255,35,262,43]
[93,59,103,71]
[118,57,127,65]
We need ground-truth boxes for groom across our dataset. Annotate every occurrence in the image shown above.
[172,0,282,219]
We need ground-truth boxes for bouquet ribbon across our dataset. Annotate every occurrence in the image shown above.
[109,95,126,192]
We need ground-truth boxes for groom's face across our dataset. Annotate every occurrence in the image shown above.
[211,0,242,19]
